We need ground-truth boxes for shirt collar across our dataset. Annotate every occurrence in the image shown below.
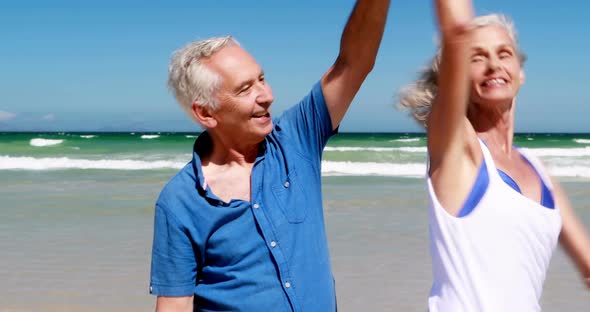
[191,132,212,196]
[191,131,268,196]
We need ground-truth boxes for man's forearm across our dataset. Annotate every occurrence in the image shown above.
[156,296,193,312]
[337,0,391,74]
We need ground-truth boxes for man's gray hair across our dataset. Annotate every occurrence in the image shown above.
[167,36,240,122]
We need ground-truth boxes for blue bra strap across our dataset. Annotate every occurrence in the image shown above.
[540,178,555,209]
[498,168,555,209]
[498,169,522,194]
[520,156,556,210]
[458,159,489,218]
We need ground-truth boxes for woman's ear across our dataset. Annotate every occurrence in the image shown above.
[519,69,526,85]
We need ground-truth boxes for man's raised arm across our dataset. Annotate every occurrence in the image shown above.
[321,0,391,130]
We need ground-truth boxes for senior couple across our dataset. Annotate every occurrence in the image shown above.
[149,0,590,311]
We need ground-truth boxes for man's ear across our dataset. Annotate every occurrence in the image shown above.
[192,102,217,128]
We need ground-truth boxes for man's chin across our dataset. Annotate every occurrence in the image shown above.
[261,126,274,139]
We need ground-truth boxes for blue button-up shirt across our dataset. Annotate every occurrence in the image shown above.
[150,82,337,311]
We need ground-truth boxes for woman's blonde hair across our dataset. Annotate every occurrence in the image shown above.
[397,14,526,128]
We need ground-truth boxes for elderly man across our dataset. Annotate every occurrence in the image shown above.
[149,1,390,311]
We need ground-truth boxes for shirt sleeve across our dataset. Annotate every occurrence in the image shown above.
[149,203,197,297]
[276,81,336,162]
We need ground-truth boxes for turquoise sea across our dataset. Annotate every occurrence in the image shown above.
[1,132,589,311]
[3,132,590,178]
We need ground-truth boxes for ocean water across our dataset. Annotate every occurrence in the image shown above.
[3,132,590,178]
[1,132,589,311]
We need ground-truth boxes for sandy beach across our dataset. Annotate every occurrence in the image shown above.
[1,170,588,311]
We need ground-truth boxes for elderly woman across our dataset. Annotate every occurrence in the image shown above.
[399,0,590,310]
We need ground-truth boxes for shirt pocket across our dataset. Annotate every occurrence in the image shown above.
[271,169,308,223]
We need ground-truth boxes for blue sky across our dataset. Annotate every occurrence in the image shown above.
[0,0,588,132]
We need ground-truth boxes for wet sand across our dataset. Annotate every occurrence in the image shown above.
[1,172,588,311]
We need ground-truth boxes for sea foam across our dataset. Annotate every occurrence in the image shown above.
[321,161,425,177]
[324,146,427,153]
[30,138,64,147]
[0,156,185,170]
[545,165,590,178]
[391,138,421,143]
[523,147,590,157]
[141,135,160,139]
[3,149,590,178]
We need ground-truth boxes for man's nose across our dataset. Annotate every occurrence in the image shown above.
[256,83,274,104]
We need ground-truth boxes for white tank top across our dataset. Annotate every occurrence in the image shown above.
[427,140,562,311]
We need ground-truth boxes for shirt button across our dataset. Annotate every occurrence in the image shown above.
[149,286,153,293]
[253,203,260,209]
[270,241,277,247]
[284,181,290,188]
[284,282,291,288]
